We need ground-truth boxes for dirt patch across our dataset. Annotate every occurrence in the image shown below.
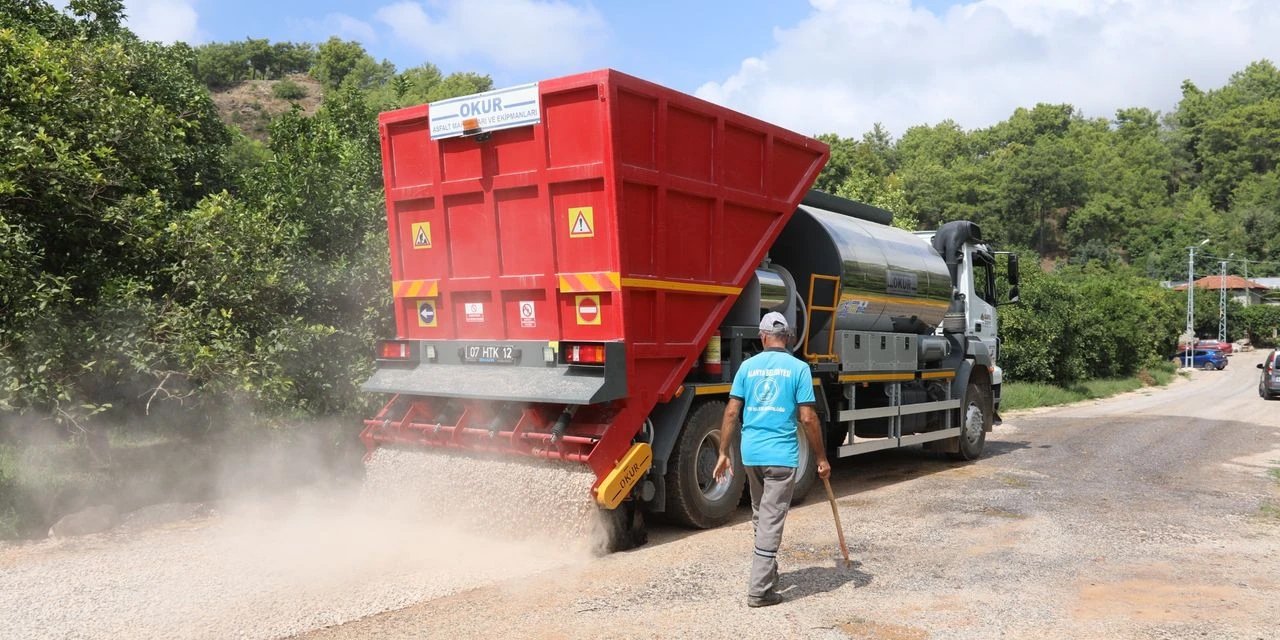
[210,74,324,140]
[1073,573,1241,623]
[840,618,929,639]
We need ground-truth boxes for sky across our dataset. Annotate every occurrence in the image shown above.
[121,0,1280,137]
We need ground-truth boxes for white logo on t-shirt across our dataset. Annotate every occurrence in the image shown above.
[755,376,780,404]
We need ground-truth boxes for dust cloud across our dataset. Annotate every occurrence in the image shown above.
[0,441,607,639]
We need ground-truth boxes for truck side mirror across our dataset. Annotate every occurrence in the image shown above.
[998,252,1020,305]
[1260,363,1267,369]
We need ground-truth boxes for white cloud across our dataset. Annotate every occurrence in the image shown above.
[298,13,379,45]
[374,0,607,71]
[696,0,1280,137]
[124,0,202,44]
[328,13,379,44]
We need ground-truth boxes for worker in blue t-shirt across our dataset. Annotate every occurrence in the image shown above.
[713,311,830,608]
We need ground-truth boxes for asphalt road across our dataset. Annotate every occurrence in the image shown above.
[300,351,1280,640]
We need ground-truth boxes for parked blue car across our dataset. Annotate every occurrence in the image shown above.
[1173,349,1228,370]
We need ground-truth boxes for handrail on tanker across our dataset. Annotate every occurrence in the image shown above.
[802,274,841,362]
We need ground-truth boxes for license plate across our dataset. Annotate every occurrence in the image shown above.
[461,344,521,364]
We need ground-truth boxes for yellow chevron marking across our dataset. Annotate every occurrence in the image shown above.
[392,280,438,298]
[558,272,621,293]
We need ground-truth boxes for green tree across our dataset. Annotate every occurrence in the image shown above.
[0,2,230,425]
[312,37,372,89]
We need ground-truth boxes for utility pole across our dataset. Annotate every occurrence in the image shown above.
[1184,240,1208,369]
[1242,258,1250,306]
[1219,260,1228,343]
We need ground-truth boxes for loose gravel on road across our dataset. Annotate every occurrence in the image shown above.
[0,450,601,640]
[2,354,1278,639]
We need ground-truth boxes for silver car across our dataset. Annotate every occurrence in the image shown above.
[1260,349,1280,400]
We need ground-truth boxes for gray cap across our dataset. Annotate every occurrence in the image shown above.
[759,311,790,334]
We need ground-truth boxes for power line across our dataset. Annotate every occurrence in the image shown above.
[1193,254,1280,281]
[1200,254,1280,271]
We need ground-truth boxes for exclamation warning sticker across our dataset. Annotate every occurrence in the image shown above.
[568,207,594,238]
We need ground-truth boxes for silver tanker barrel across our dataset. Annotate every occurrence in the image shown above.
[769,200,954,337]
[722,266,806,341]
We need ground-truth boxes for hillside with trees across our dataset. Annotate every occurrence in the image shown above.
[813,62,1280,382]
[2,0,1279,535]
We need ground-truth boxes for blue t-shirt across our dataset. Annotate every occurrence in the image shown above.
[729,348,816,468]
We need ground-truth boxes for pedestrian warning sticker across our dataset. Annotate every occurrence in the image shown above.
[465,302,485,323]
[568,207,594,238]
[417,300,437,327]
[575,295,601,325]
[519,301,536,328]
[411,222,432,249]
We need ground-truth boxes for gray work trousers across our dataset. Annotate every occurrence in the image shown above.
[745,465,796,598]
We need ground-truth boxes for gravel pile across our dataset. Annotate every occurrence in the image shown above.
[363,447,605,549]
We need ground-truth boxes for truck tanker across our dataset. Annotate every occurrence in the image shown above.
[361,69,1020,548]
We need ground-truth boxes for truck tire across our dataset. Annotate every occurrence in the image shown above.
[596,501,647,553]
[791,431,819,503]
[664,400,745,529]
[949,382,990,461]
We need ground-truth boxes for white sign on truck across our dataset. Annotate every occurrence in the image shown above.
[428,83,540,140]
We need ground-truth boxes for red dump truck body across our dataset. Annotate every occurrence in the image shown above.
[363,69,827,487]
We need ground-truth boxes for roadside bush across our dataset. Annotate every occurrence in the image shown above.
[1239,304,1280,347]
[1000,263,1184,385]
[272,79,307,100]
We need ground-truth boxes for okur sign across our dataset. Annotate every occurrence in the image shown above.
[429,83,541,140]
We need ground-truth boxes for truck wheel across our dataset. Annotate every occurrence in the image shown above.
[595,501,647,553]
[949,382,990,461]
[664,400,745,529]
[791,431,819,503]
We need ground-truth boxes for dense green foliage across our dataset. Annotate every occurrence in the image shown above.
[815,63,1280,279]
[997,263,1185,385]
[193,38,316,88]
[1239,304,1280,345]
[815,62,1280,381]
[0,3,490,434]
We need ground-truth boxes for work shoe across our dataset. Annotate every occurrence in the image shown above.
[747,592,783,608]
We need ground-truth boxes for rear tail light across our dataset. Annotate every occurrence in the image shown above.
[377,340,416,361]
[563,342,606,365]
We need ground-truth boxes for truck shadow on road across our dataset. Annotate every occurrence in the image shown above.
[778,561,874,601]
[644,439,1034,548]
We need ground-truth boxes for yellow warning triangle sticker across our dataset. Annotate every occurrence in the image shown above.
[571,212,592,236]
[411,222,432,249]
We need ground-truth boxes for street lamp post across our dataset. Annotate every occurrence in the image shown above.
[1185,239,1209,369]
